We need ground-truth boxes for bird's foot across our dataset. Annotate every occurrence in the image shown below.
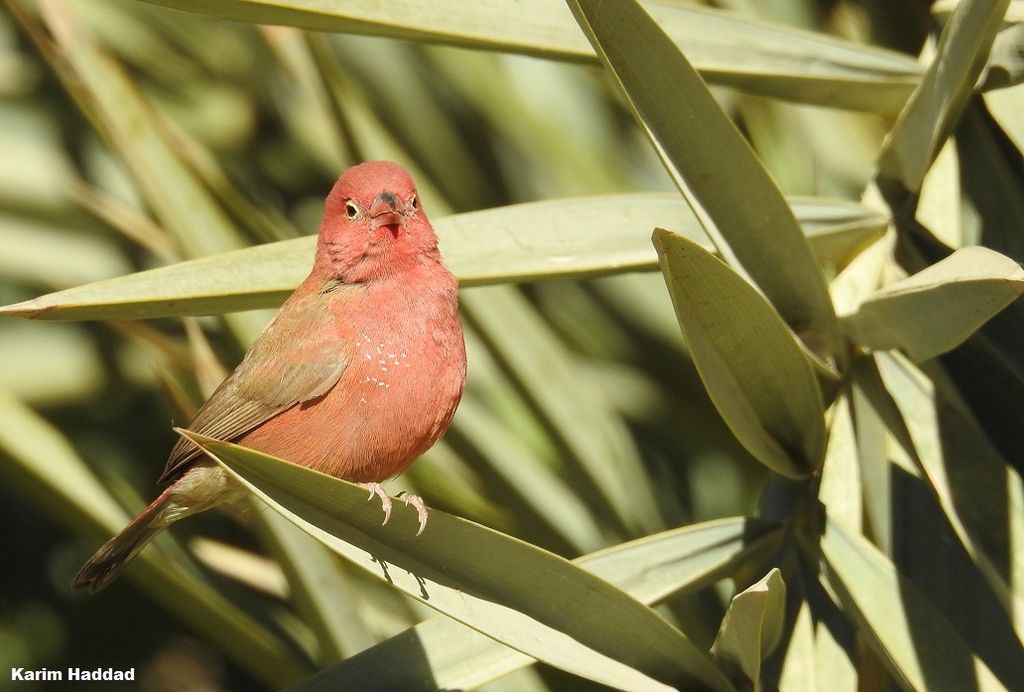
[358,482,392,525]
[397,492,429,535]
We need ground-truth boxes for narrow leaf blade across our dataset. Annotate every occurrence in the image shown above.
[187,432,734,692]
[876,0,1010,196]
[0,195,887,321]
[293,518,782,691]
[137,0,921,112]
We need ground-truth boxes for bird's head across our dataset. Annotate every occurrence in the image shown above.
[315,161,440,281]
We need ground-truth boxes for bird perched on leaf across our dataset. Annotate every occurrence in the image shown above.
[74,161,467,593]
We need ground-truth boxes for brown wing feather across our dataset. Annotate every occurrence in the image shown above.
[160,279,362,483]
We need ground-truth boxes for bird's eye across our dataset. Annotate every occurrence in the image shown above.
[409,195,418,210]
[344,201,359,220]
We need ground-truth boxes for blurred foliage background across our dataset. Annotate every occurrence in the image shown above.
[0,0,1022,690]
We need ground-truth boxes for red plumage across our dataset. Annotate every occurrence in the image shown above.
[74,161,466,592]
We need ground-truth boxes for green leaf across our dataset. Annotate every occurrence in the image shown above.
[186,432,735,692]
[0,194,885,321]
[711,568,787,691]
[875,0,1010,197]
[829,229,895,319]
[568,0,842,363]
[135,0,920,112]
[0,236,304,321]
[584,517,782,606]
[819,516,1009,692]
[292,518,782,691]
[653,228,825,477]
[841,246,1024,361]
[799,200,890,271]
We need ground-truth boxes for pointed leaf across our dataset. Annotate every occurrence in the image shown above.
[292,518,782,692]
[0,195,886,321]
[653,228,825,477]
[137,0,920,112]
[186,432,734,691]
[875,0,1010,197]
[711,568,787,691]
[842,246,1024,361]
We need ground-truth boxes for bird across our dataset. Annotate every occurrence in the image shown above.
[73,160,467,593]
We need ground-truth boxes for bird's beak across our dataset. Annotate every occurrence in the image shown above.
[369,191,404,233]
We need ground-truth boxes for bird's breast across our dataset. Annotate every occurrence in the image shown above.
[240,279,466,483]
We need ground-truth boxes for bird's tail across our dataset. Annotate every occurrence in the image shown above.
[72,484,176,593]
[72,461,240,593]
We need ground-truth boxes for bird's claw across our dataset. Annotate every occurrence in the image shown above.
[358,482,392,525]
[397,491,429,535]
[357,484,428,534]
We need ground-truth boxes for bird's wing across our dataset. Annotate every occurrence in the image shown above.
[160,279,363,483]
